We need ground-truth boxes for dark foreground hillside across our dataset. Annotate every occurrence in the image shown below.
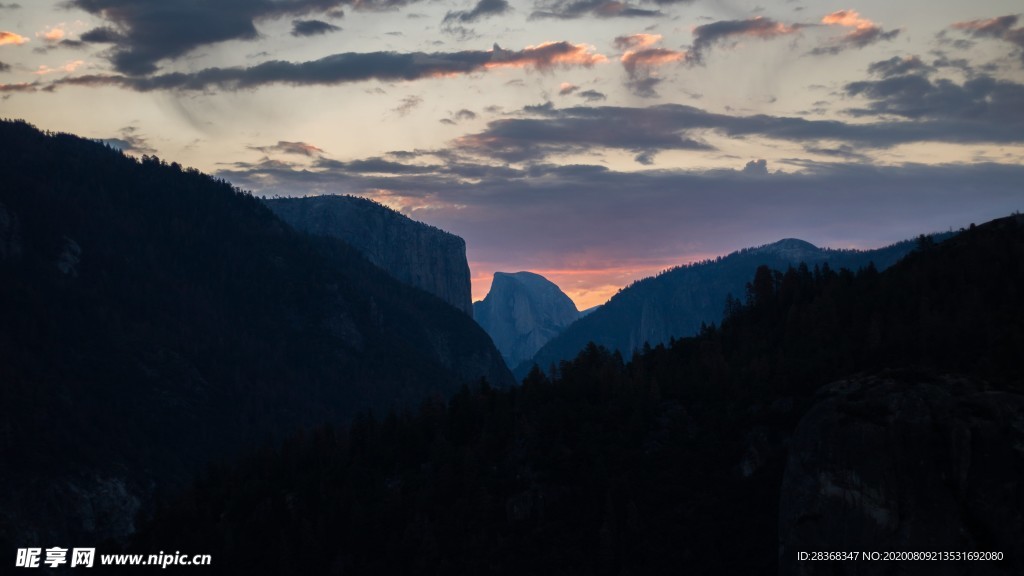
[0,120,511,547]
[123,215,1024,575]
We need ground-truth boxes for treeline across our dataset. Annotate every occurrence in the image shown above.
[121,215,1024,575]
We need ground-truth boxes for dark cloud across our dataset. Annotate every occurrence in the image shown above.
[291,19,341,37]
[867,56,933,78]
[48,42,606,92]
[0,82,36,92]
[249,141,325,156]
[844,74,1024,124]
[0,61,9,73]
[952,15,1019,38]
[98,127,155,155]
[626,77,662,98]
[802,144,870,162]
[578,89,606,101]
[0,2,20,8]
[530,0,662,21]
[453,94,1024,162]
[742,159,768,175]
[811,10,900,56]
[79,26,123,44]
[951,15,1024,63]
[688,17,799,64]
[68,0,359,74]
[444,0,511,24]
[316,157,440,174]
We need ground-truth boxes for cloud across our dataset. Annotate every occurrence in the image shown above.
[559,82,578,95]
[249,141,326,157]
[867,55,933,78]
[578,89,606,101]
[844,74,1024,124]
[444,0,511,24]
[613,32,660,50]
[393,94,423,116]
[950,15,1024,63]
[47,42,607,92]
[38,26,66,43]
[811,10,899,55]
[0,81,36,92]
[67,0,357,74]
[98,126,155,155]
[454,104,714,161]
[622,48,683,78]
[291,19,342,37]
[79,27,122,43]
[0,31,29,46]
[34,59,86,75]
[0,61,9,72]
[614,34,684,96]
[530,0,663,20]
[453,93,1024,162]
[742,159,768,175]
[952,15,1019,37]
[687,17,799,64]
[487,41,607,69]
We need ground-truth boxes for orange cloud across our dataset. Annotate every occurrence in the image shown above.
[39,26,66,42]
[615,33,685,96]
[559,82,579,95]
[0,31,29,46]
[951,15,1018,35]
[815,10,899,53]
[34,60,85,75]
[621,48,685,76]
[821,10,874,30]
[485,42,608,71]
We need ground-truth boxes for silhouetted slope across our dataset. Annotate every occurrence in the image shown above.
[520,236,938,379]
[123,215,1023,575]
[473,271,580,368]
[0,120,511,546]
[266,195,474,315]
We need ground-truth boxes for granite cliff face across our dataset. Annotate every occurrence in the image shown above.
[474,271,580,369]
[780,374,1024,576]
[266,195,473,315]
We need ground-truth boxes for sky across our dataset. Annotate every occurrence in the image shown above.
[2,0,1023,309]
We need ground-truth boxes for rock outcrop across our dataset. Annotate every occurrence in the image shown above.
[779,374,1024,576]
[474,271,580,369]
[266,195,473,315]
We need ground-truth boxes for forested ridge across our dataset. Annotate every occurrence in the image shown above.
[0,119,510,548]
[121,215,1024,575]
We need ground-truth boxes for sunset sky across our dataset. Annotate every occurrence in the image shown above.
[2,0,1023,308]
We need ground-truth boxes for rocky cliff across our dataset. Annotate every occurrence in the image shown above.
[266,195,473,315]
[474,271,580,369]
